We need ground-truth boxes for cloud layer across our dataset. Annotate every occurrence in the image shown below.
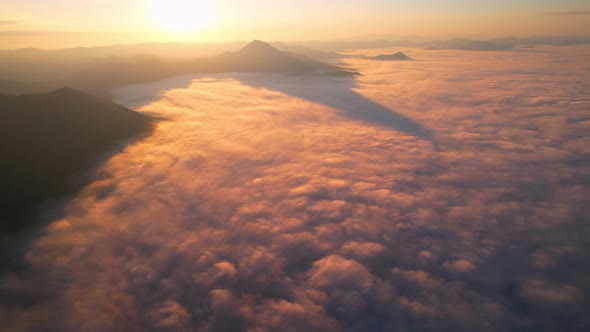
[1,45,589,331]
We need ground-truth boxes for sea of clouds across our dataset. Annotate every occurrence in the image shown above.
[1,46,589,331]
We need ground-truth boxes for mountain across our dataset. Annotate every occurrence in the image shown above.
[62,41,356,98]
[205,40,342,73]
[0,42,247,62]
[2,37,589,95]
[373,52,412,61]
[0,88,154,233]
[0,41,356,98]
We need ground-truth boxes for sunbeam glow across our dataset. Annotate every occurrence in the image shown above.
[150,0,215,32]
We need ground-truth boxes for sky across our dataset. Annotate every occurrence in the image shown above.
[0,0,589,49]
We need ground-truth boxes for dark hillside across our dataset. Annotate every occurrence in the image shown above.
[0,88,154,232]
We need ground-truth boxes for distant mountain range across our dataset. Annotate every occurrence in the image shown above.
[271,42,345,60]
[202,40,343,72]
[295,35,590,51]
[0,88,154,234]
[1,36,588,96]
[0,42,247,62]
[373,52,412,61]
[0,41,356,98]
[69,40,356,98]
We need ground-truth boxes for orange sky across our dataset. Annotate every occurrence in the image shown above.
[0,0,589,49]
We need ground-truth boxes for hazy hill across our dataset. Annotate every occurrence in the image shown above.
[373,52,412,61]
[297,35,590,52]
[10,36,589,97]
[206,40,341,73]
[1,36,588,82]
[63,41,354,98]
[66,57,181,98]
[0,41,347,97]
[0,88,154,233]
[0,41,357,98]
[0,43,245,66]
[0,41,323,82]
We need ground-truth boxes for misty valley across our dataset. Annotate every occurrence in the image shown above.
[0,39,589,331]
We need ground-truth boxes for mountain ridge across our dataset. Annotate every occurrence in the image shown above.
[66,40,357,98]
[0,88,155,233]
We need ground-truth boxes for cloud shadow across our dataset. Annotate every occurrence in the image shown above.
[113,72,432,141]
[235,73,432,140]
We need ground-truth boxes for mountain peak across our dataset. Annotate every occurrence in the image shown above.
[374,51,412,61]
[240,40,280,54]
[207,39,344,74]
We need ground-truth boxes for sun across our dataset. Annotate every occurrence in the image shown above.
[150,0,215,33]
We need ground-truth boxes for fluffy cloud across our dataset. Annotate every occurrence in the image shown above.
[443,259,476,273]
[519,278,583,305]
[1,45,589,331]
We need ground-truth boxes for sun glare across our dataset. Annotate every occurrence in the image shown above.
[150,0,215,33]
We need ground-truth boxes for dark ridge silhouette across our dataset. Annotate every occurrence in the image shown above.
[0,88,155,234]
[373,51,412,61]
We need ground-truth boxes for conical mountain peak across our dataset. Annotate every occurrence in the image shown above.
[240,40,281,54]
